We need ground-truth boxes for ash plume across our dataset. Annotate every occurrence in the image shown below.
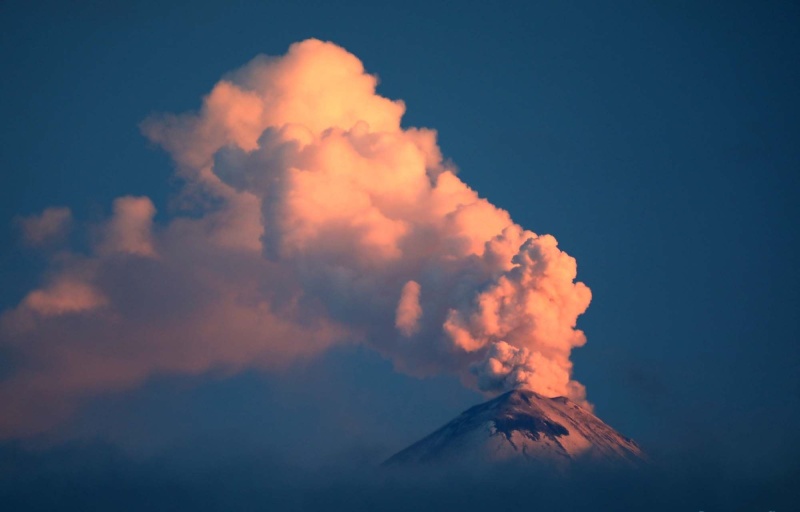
[0,39,591,436]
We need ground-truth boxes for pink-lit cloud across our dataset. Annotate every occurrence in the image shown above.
[0,39,592,437]
[15,207,72,246]
[98,196,157,257]
[396,280,422,337]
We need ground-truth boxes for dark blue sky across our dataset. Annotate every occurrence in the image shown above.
[1,0,799,506]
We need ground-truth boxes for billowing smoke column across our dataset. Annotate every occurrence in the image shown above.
[0,40,591,437]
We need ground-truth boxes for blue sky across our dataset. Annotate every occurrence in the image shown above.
[1,1,799,507]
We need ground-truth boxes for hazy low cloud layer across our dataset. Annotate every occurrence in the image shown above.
[0,39,592,437]
[2,439,796,512]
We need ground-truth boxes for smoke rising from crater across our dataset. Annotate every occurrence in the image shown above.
[0,39,591,437]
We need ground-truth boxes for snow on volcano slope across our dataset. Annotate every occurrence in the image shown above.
[384,389,645,468]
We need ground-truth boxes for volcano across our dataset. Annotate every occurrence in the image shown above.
[384,389,645,468]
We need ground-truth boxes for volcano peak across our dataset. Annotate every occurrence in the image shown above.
[384,389,644,468]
